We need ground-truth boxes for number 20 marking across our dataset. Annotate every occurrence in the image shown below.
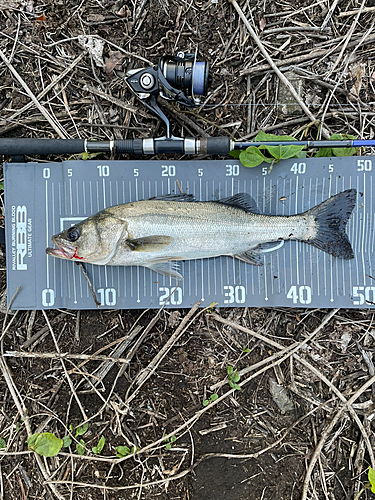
[159,287,182,305]
[161,165,176,176]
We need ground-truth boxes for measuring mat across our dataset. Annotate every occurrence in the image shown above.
[4,157,375,309]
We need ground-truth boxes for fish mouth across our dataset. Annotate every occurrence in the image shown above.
[46,240,76,260]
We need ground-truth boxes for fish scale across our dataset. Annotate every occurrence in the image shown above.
[3,157,375,309]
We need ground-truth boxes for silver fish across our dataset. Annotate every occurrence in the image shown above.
[46,189,357,279]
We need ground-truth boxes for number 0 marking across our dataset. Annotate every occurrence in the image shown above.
[42,288,55,307]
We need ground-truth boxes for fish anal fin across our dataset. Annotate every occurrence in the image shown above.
[234,241,284,266]
[235,251,264,266]
[219,193,261,214]
[127,235,173,252]
[144,259,182,279]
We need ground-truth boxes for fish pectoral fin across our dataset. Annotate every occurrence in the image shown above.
[144,259,183,279]
[127,235,173,252]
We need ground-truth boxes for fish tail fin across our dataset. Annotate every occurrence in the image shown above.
[305,189,356,259]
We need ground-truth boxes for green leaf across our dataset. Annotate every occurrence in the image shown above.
[242,346,251,353]
[264,144,304,161]
[76,439,85,455]
[239,147,269,168]
[330,133,356,157]
[116,445,139,458]
[229,149,241,159]
[27,433,63,457]
[116,445,131,457]
[203,399,209,406]
[332,146,356,157]
[62,436,72,448]
[210,394,219,402]
[369,467,375,492]
[229,380,242,391]
[92,435,105,454]
[227,366,234,376]
[0,438,6,449]
[0,182,3,191]
[295,150,307,158]
[231,372,240,383]
[314,147,333,158]
[254,131,304,161]
[170,435,176,443]
[75,422,88,437]
[255,131,297,143]
[165,442,172,450]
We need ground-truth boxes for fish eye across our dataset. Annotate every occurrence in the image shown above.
[67,227,80,242]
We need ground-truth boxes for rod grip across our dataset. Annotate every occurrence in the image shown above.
[0,139,85,155]
[200,137,231,155]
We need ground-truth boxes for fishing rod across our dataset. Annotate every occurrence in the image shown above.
[1,52,375,157]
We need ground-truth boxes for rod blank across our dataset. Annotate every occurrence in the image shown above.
[1,137,375,157]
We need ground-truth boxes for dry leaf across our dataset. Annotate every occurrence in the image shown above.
[259,17,266,31]
[348,61,366,97]
[35,12,46,21]
[87,14,105,22]
[104,50,126,75]
[116,5,130,17]
[78,35,105,68]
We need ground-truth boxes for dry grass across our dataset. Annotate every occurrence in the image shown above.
[1,0,375,499]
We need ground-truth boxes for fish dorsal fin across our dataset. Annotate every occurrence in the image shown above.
[144,259,182,279]
[219,193,260,214]
[127,235,173,252]
[149,193,196,202]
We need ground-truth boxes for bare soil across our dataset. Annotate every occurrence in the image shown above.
[1,0,375,499]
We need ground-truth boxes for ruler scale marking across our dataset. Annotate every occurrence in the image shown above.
[4,158,374,309]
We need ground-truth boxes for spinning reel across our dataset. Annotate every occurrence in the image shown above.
[124,52,210,139]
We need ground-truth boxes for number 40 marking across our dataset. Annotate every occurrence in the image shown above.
[287,285,312,304]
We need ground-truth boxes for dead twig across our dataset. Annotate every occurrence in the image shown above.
[301,372,375,500]
[0,49,68,139]
[124,300,201,406]
[228,0,330,139]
